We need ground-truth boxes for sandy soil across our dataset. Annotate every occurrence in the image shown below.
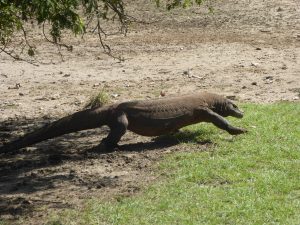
[0,0,299,223]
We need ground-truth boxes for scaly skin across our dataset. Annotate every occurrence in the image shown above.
[0,92,247,153]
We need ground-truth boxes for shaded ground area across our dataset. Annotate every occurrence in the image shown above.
[0,0,299,223]
[0,116,211,223]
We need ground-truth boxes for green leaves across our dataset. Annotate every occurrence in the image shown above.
[0,0,127,45]
[27,47,35,56]
[0,0,206,57]
[0,3,22,45]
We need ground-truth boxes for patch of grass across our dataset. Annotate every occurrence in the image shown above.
[50,103,300,224]
[3,103,19,109]
[0,220,9,225]
[84,89,110,109]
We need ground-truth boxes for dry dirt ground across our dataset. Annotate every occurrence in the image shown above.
[0,0,300,224]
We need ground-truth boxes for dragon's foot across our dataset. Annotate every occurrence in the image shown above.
[228,127,247,135]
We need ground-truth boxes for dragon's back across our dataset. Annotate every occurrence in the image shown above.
[116,94,210,136]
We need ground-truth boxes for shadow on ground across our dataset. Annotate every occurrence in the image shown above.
[0,116,212,220]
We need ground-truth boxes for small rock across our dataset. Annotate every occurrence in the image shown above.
[22,199,32,205]
[163,149,172,154]
[255,47,262,50]
[242,86,247,89]
[251,62,259,67]
[36,97,49,101]
[277,7,283,12]
[226,95,236,100]
[264,76,273,84]
[183,70,190,75]
[74,101,81,106]
[260,29,271,33]
[19,93,24,96]
[281,64,287,70]
[160,90,166,97]
[24,146,38,153]
[158,69,171,74]
[50,94,60,100]
[63,73,71,77]
[93,83,100,87]
[96,183,105,189]
[293,96,299,100]
[111,93,119,98]
[251,82,257,85]
[8,83,21,89]
[265,76,273,80]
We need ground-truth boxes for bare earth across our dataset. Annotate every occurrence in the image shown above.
[0,0,299,223]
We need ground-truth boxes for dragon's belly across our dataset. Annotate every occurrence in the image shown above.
[127,114,195,136]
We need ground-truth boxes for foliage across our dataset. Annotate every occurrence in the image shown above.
[0,0,207,59]
[46,102,300,224]
[85,88,111,109]
[0,0,126,59]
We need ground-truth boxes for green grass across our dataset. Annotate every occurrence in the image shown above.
[85,88,111,109]
[49,103,300,225]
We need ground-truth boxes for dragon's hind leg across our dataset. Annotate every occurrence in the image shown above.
[101,111,128,149]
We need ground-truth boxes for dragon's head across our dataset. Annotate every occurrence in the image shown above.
[212,98,244,118]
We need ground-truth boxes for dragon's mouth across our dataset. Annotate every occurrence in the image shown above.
[231,108,244,118]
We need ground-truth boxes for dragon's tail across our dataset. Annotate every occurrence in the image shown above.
[0,107,109,154]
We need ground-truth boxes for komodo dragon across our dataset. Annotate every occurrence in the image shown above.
[0,92,247,153]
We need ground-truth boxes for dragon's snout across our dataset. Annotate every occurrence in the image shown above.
[233,109,244,118]
[227,101,244,118]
